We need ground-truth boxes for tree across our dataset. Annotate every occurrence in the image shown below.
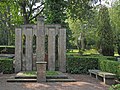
[0,1,20,45]
[44,0,73,49]
[15,0,44,24]
[0,0,45,45]
[67,0,93,20]
[98,5,114,56]
[67,0,97,50]
[109,1,120,55]
[44,0,67,24]
[67,16,98,51]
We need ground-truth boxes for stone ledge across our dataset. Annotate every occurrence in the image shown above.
[7,79,37,82]
[7,78,76,82]
[36,62,47,64]
[46,79,76,82]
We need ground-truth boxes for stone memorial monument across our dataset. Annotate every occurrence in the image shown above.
[15,16,66,73]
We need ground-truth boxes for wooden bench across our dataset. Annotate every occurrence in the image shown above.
[88,70,100,79]
[88,69,116,85]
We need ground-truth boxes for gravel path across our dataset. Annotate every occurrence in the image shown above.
[0,74,110,90]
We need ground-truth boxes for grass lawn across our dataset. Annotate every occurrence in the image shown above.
[67,49,99,55]
[21,71,60,76]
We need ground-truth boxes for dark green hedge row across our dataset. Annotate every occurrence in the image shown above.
[67,56,120,76]
[67,56,99,74]
[98,59,120,77]
[67,55,116,61]
[0,58,14,74]
[0,46,15,54]
[109,84,120,90]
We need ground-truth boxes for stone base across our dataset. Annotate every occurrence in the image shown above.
[36,62,47,82]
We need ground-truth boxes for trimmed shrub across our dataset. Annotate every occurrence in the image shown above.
[0,58,13,74]
[98,6,114,56]
[0,46,15,54]
[67,56,98,74]
[98,59,120,77]
[109,84,120,90]
[67,56,120,76]
[67,55,116,61]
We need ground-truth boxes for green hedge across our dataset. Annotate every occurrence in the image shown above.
[0,58,13,74]
[67,55,116,61]
[0,46,15,54]
[67,56,98,74]
[109,84,120,90]
[67,56,120,76]
[98,59,120,77]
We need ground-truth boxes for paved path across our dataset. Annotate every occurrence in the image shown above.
[0,74,109,90]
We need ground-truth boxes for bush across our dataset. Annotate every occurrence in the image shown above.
[67,56,98,74]
[0,58,13,74]
[98,59,120,77]
[67,56,119,76]
[0,46,15,54]
[109,84,120,90]
[118,47,120,55]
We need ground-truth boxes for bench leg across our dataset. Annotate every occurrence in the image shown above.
[90,73,91,77]
[96,75,98,80]
[103,77,105,84]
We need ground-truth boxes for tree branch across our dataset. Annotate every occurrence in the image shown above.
[32,2,44,12]
[29,7,44,21]
[28,2,44,19]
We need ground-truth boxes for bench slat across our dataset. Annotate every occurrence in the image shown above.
[98,72,116,78]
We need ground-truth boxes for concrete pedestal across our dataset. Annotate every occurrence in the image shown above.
[36,62,47,82]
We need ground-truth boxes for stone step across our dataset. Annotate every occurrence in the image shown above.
[46,79,76,82]
[15,76,36,79]
[7,78,76,82]
[47,75,68,79]
[15,75,68,79]
[7,79,37,82]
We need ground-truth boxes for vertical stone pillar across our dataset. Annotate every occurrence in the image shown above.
[58,29,66,72]
[48,28,56,71]
[25,28,33,71]
[15,28,22,72]
[36,16,45,62]
[36,62,47,82]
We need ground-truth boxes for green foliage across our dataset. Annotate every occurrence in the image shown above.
[15,0,44,24]
[67,56,98,74]
[44,0,74,50]
[109,84,120,90]
[67,55,116,61]
[67,0,93,20]
[98,5,114,56]
[0,46,15,54]
[118,47,120,55]
[67,1,98,50]
[0,1,21,45]
[98,59,120,77]
[46,71,60,76]
[21,71,60,76]
[0,58,13,74]
[109,1,120,55]
[22,71,36,76]
[44,0,67,24]
[67,56,117,74]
